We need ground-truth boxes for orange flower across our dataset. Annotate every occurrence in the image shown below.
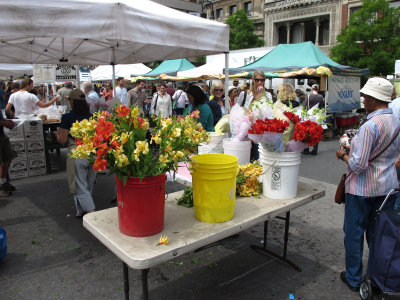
[94,156,108,171]
[115,105,131,118]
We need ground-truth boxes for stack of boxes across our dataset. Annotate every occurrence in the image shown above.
[6,119,46,179]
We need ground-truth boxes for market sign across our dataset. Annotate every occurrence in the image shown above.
[33,64,55,83]
[327,75,361,113]
[55,65,79,81]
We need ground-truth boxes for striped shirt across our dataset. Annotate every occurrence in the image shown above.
[346,108,400,196]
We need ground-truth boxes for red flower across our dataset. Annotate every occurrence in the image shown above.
[283,111,300,124]
[95,117,115,141]
[94,156,108,171]
[248,118,289,134]
[292,120,323,146]
[115,105,131,118]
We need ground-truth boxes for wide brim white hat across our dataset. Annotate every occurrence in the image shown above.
[360,77,393,103]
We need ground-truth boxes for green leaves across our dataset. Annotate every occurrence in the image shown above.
[226,9,264,50]
[330,0,400,76]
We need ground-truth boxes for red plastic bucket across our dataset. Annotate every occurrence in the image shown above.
[115,173,166,237]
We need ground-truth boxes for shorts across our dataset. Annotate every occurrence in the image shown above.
[0,135,17,163]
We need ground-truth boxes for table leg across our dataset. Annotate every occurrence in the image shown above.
[123,262,129,300]
[141,268,150,300]
[251,211,301,272]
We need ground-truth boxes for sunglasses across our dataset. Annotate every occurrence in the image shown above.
[254,78,265,82]
[214,89,223,92]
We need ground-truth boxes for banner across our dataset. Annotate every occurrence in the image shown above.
[55,65,79,81]
[327,75,361,113]
[33,64,55,83]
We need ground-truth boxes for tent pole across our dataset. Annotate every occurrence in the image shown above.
[224,52,229,112]
[75,66,80,90]
[112,64,116,97]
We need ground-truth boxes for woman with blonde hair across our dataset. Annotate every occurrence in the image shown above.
[208,81,225,126]
[277,83,299,108]
[237,70,272,109]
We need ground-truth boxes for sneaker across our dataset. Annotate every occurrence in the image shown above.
[340,271,359,292]
[2,182,16,192]
[301,150,310,155]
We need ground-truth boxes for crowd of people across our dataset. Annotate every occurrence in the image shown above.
[1,74,400,296]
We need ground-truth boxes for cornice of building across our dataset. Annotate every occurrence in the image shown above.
[265,0,339,12]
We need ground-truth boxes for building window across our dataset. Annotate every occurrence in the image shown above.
[230,5,237,15]
[319,20,330,45]
[349,6,362,17]
[278,25,287,44]
[244,2,252,16]
[216,8,223,19]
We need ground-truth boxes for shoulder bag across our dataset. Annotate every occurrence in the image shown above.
[335,128,400,204]
[172,91,182,110]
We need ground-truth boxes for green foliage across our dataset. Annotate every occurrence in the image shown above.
[177,187,193,208]
[226,9,265,50]
[330,0,400,76]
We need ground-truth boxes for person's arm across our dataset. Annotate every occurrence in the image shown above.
[5,102,14,119]
[56,128,68,145]
[168,95,172,117]
[36,95,59,108]
[345,126,374,174]
[0,119,14,130]
[150,94,156,115]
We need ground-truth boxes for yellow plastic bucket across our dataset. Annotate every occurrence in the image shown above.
[191,154,238,223]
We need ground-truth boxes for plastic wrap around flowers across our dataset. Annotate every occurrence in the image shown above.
[69,106,210,181]
[229,93,326,153]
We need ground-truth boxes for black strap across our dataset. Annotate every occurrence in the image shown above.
[240,91,247,107]
[153,93,159,111]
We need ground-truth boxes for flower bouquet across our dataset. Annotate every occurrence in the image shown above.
[236,161,263,197]
[69,106,210,182]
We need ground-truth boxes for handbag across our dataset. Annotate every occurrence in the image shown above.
[335,128,400,204]
[172,91,182,110]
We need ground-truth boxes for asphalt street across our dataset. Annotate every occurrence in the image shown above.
[0,139,398,300]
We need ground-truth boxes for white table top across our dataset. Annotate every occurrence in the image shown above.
[83,179,325,269]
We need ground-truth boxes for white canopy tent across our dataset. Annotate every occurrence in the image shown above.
[90,64,151,81]
[0,64,33,79]
[0,0,229,104]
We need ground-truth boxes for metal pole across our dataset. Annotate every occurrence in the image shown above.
[224,52,229,112]
[112,64,116,97]
[75,65,80,90]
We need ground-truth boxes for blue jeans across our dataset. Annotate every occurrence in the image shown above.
[343,193,395,287]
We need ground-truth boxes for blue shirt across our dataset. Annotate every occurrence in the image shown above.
[389,97,400,119]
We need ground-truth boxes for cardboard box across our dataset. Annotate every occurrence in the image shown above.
[4,120,25,140]
[24,119,43,140]
[26,140,44,154]
[28,155,46,168]
[10,158,27,171]
[10,139,27,158]
[28,166,46,177]
[9,169,28,180]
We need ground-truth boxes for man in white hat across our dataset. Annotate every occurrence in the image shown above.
[335,77,400,292]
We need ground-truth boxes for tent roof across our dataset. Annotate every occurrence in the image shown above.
[229,42,368,76]
[0,0,229,65]
[143,59,196,77]
[91,64,151,81]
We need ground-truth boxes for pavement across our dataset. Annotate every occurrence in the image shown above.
[0,139,399,300]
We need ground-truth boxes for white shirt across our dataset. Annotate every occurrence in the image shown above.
[389,97,400,119]
[150,93,172,118]
[115,86,128,105]
[237,90,273,109]
[86,90,100,114]
[9,90,40,117]
[172,90,188,108]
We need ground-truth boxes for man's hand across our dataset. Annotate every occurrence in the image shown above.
[2,120,15,130]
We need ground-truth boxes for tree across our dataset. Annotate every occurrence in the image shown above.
[330,0,400,76]
[226,9,265,50]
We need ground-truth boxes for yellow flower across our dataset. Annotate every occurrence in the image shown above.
[171,128,181,138]
[130,107,139,118]
[116,154,129,167]
[151,133,162,144]
[120,132,129,144]
[135,141,149,155]
[158,235,169,245]
[159,154,169,163]
[172,151,184,162]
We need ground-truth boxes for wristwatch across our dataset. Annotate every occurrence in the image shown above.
[340,153,347,161]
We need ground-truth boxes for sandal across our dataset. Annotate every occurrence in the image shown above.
[0,190,11,197]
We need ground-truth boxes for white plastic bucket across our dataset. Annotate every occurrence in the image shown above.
[198,132,224,154]
[223,138,251,165]
[259,148,301,200]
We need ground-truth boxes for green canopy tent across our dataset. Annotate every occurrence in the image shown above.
[142,58,196,77]
[228,42,368,77]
